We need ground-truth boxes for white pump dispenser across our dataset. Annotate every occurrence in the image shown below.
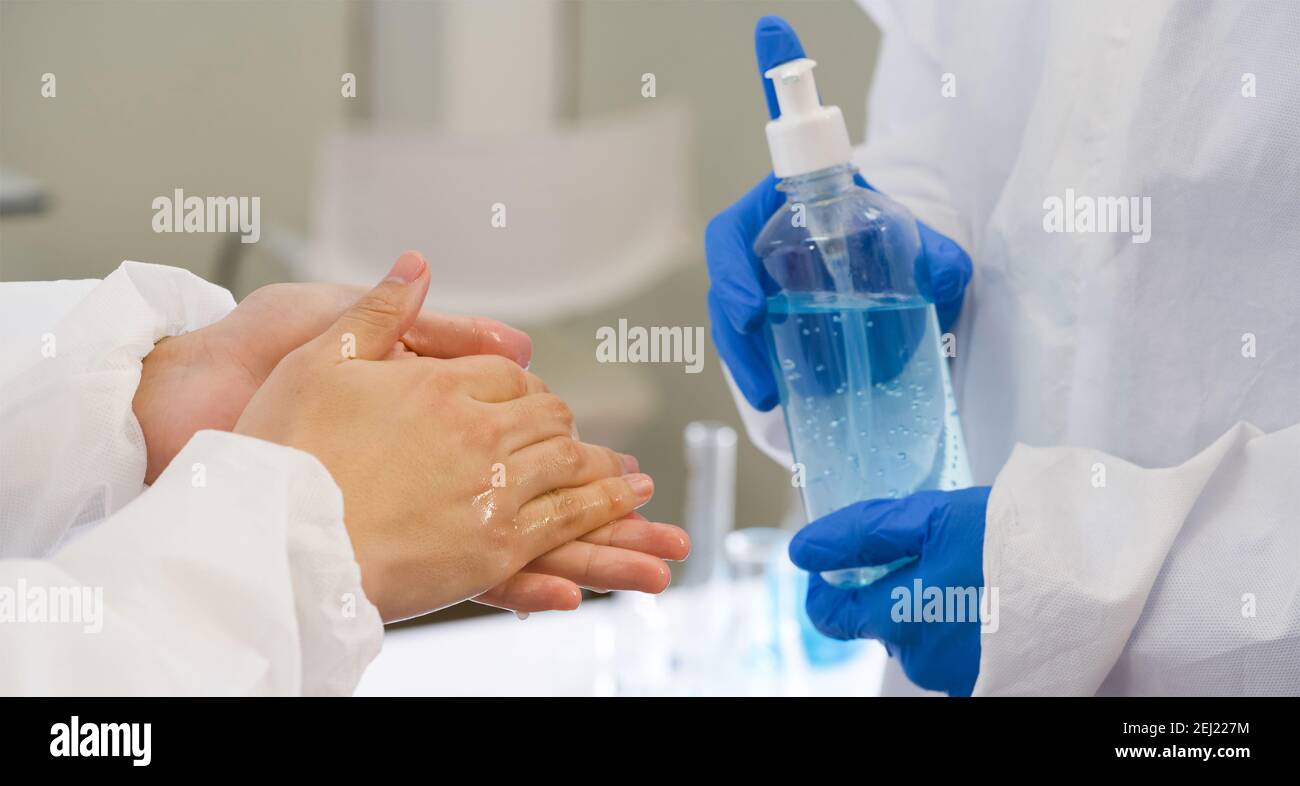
[763,58,853,178]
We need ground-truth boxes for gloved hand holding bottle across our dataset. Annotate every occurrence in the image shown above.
[789,486,990,696]
[705,16,972,414]
[705,14,987,690]
[707,14,977,589]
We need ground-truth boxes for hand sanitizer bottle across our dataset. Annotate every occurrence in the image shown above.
[754,58,972,588]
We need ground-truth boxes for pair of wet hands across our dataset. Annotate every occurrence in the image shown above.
[134,251,690,624]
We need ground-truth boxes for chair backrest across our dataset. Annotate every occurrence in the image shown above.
[299,102,693,325]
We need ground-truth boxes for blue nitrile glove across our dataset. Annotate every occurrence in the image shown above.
[705,15,972,411]
[789,486,991,696]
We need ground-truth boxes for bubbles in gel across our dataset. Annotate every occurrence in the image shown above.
[766,294,971,524]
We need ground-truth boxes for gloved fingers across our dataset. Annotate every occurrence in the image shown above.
[919,222,972,303]
[703,29,796,386]
[708,290,780,411]
[804,570,909,644]
[789,496,930,572]
[916,221,972,334]
[755,16,808,119]
[918,486,992,562]
[704,173,784,334]
[863,296,931,382]
[852,172,875,192]
[935,297,963,336]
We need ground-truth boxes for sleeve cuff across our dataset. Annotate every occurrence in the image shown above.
[48,429,383,695]
[169,430,384,695]
[973,425,1259,695]
[0,262,237,557]
[260,434,386,695]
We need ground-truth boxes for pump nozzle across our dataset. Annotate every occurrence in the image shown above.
[763,58,852,178]
[766,58,822,116]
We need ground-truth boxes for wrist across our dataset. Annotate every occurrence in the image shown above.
[133,336,183,484]
[133,327,248,484]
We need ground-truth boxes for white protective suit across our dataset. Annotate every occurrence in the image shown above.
[0,262,383,695]
[734,0,1300,694]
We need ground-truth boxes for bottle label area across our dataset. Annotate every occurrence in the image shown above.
[766,292,971,521]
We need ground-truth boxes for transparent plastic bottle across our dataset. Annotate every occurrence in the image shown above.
[755,59,971,588]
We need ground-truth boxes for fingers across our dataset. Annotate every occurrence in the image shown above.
[496,394,577,452]
[507,436,631,501]
[701,175,782,413]
[384,341,419,360]
[804,568,911,644]
[919,221,973,333]
[473,572,582,614]
[435,354,532,402]
[703,173,783,334]
[309,251,431,362]
[788,496,931,573]
[523,372,548,395]
[579,517,690,561]
[401,312,532,367]
[473,518,688,612]
[524,540,671,594]
[920,222,973,304]
[517,474,653,553]
[708,291,779,410]
[755,16,807,119]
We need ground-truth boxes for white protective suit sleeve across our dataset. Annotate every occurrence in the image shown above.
[0,262,383,695]
[979,422,1300,696]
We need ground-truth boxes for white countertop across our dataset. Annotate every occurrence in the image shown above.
[357,583,888,697]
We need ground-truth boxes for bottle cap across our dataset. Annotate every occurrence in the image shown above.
[763,58,853,178]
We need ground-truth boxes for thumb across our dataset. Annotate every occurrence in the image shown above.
[915,223,972,333]
[789,496,930,572]
[754,16,806,120]
[312,251,430,362]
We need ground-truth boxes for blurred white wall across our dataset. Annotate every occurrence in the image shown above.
[0,0,355,285]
